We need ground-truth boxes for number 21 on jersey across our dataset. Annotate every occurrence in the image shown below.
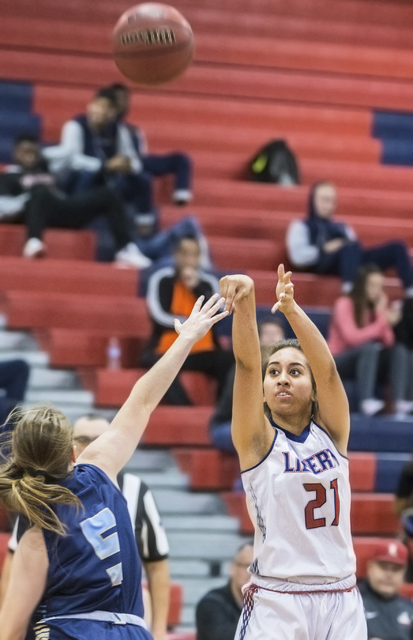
[303,478,340,530]
[80,508,123,586]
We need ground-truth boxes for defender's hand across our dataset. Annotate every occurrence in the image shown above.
[174,294,228,342]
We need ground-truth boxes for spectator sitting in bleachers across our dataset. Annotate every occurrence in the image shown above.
[359,539,413,640]
[327,264,412,417]
[0,133,150,267]
[58,88,208,266]
[286,181,413,296]
[195,541,253,640]
[141,234,233,405]
[108,82,192,208]
[209,317,285,453]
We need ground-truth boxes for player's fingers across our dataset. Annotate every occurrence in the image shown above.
[191,295,205,315]
[284,270,292,284]
[210,309,230,325]
[285,283,294,294]
[174,318,182,334]
[277,264,285,281]
[224,285,237,313]
[201,293,220,313]
[206,296,226,317]
[271,301,280,313]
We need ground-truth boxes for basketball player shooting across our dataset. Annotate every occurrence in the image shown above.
[219,265,367,640]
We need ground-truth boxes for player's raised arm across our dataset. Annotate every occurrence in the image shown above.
[220,275,274,470]
[272,264,349,454]
[78,294,228,481]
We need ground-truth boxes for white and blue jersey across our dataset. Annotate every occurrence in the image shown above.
[242,418,356,589]
[32,464,151,640]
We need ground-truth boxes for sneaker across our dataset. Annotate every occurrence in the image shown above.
[23,238,45,258]
[115,243,152,269]
[173,189,192,206]
[360,398,385,416]
[395,400,413,417]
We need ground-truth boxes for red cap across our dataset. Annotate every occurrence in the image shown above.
[371,540,408,567]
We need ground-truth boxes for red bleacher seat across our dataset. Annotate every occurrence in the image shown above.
[142,407,212,446]
[35,330,144,368]
[168,583,183,628]
[142,582,182,628]
[83,369,217,407]
[349,453,376,492]
[351,494,400,536]
[0,255,138,297]
[222,492,253,535]
[192,179,413,219]
[0,225,95,261]
[2,291,150,335]
[173,449,240,490]
[209,237,282,271]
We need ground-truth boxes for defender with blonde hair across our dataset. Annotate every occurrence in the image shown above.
[219,266,367,640]
[0,293,228,640]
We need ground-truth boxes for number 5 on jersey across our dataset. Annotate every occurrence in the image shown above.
[303,479,340,530]
[80,508,123,586]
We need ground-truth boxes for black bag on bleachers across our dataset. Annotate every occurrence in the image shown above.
[249,139,300,185]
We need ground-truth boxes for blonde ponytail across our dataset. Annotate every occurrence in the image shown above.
[0,405,81,535]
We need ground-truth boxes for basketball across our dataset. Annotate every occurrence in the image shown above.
[112,3,194,85]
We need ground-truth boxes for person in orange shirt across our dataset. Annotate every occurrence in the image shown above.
[141,235,234,404]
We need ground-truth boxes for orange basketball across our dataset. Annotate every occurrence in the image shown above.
[112,3,194,85]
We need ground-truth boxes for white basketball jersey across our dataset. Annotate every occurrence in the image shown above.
[242,419,356,585]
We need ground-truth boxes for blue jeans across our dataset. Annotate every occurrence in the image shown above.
[64,152,192,218]
[316,240,413,289]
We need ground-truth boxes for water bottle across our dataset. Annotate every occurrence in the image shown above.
[107,337,122,370]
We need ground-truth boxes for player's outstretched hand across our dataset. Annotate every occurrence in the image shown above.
[219,274,254,314]
[174,293,229,341]
[271,264,296,315]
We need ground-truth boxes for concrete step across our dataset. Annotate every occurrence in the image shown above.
[0,351,48,366]
[125,471,188,490]
[0,330,36,351]
[180,577,227,607]
[163,515,239,533]
[125,449,177,473]
[167,532,245,559]
[151,489,226,516]
[25,389,94,406]
[169,559,211,578]
[181,606,196,628]
[29,367,79,390]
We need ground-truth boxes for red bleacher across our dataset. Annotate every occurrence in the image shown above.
[83,369,217,407]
